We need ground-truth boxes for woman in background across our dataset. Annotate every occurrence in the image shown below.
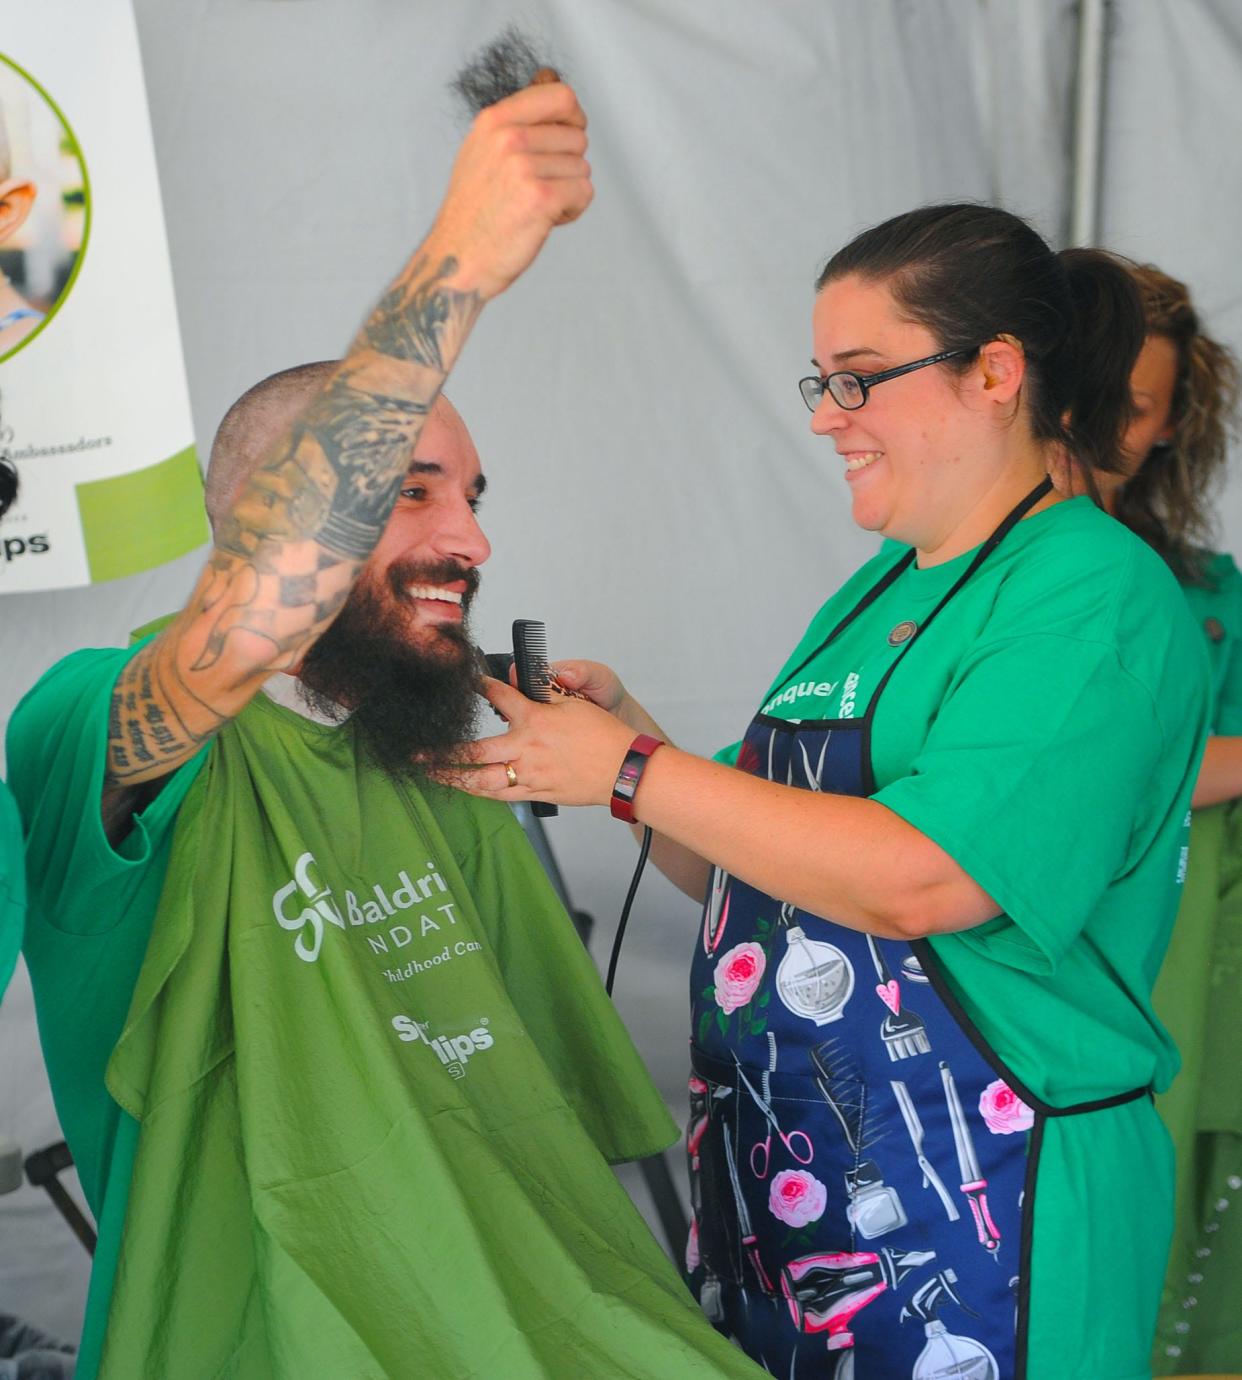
[1098,262,1241,1377]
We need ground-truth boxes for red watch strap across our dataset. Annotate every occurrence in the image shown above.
[610,734,664,822]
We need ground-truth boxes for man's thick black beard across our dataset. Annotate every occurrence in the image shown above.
[297,576,481,781]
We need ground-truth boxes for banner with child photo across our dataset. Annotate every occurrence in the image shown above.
[0,0,203,593]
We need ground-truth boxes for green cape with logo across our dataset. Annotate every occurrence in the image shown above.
[99,695,760,1378]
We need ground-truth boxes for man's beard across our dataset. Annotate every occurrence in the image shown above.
[297,558,482,780]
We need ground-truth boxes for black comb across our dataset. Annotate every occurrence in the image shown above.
[512,619,557,817]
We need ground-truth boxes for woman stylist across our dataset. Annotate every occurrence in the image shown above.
[450,205,1209,1380]
[1088,262,1240,1377]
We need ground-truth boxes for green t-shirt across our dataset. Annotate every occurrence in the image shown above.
[6,645,210,1376]
[9,646,759,1380]
[1181,549,1242,735]
[0,777,25,998]
[714,498,1210,1377]
[719,497,1208,1105]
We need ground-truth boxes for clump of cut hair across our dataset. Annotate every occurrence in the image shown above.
[816,203,1146,490]
[450,26,558,114]
[1112,262,1240,586]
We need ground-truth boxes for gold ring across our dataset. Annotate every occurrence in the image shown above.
[504,762,518,789]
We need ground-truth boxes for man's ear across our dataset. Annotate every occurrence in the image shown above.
[976,334,1025,406]
[0,179,36,243]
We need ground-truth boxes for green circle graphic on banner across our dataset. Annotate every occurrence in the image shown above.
[0,50,91,365]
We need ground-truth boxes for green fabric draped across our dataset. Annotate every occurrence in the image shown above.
[1153,799,1242,1374]
[99,697,760,1378]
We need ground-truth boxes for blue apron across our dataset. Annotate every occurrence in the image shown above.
[685,481,1149,1379]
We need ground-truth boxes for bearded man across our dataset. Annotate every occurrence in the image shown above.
[6,81,763,1380]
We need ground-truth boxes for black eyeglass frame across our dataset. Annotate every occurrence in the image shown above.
[798,347,979,412]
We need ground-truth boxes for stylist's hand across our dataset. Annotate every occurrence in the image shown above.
[549,659,674,750]
[428,81,592,301]
[549,659,627,712]
[441,676,633,806]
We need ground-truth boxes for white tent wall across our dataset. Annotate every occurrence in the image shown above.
[1101,0,1242,543]
[0,0,1236,1347]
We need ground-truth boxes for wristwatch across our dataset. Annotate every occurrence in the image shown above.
[610,734,664,822]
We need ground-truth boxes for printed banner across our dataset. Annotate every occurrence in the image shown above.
[0,0,205,593]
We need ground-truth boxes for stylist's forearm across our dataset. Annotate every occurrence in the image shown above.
[1191,735,1242,809]
[628,748,1000,938]
[614,696,713,899]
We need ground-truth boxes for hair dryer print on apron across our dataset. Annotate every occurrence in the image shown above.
[685,480,1151,1377]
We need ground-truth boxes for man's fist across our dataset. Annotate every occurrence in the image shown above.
[428,81,592,301]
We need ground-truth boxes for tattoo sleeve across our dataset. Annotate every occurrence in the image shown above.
[105,253,481,789]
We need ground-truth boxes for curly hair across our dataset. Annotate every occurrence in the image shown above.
[1112,262,1240,585]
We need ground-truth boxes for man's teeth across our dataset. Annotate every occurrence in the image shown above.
[844,452,883,472]
[406,584,463,604]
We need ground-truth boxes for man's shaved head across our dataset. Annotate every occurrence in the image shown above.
[204,360,337,531]
[205,364,470,535]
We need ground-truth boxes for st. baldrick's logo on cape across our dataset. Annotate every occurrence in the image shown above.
[272,850,459,962]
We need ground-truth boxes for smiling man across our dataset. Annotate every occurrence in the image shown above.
[5,80,762,1380]
[209,373,492,778]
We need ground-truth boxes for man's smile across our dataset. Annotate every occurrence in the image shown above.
[405,582,466,610]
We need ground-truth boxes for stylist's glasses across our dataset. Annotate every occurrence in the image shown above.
[799,347,978,412]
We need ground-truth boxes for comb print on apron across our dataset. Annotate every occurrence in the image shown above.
[685,479,1151,1379]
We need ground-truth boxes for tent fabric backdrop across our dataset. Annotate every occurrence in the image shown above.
[0,0,1237,1347]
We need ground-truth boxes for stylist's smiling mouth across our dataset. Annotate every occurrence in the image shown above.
[841,450,884,477]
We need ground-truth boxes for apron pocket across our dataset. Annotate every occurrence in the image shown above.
[690,1046,870,1296]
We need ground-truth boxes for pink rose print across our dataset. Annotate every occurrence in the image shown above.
[713,942,766,1014]
[769,1169,828,1228]
[685,1218,700,1272]
[978,1078,1034,1135]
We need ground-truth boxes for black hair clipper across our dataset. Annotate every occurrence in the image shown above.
[512,619,557,817]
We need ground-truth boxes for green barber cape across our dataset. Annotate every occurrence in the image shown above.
[98,692,760,1378]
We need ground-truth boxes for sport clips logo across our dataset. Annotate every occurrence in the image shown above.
[391,1014,494,1080]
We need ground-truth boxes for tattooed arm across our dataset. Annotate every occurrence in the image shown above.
[102,81,591,838]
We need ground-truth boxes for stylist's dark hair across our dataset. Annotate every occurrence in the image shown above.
[1113,261,1240,585]
[815,203,1146,486]
[0,457,17,519]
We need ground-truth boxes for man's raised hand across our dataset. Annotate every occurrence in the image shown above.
[427,81,592,301]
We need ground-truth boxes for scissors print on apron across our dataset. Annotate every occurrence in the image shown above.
[685,480,1151,1380]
